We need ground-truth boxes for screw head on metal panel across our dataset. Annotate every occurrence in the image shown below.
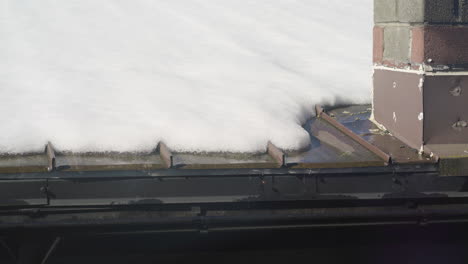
[40,186,49,195]
[453,120,468,131]
[418,112,424,121]
[450,86,462,97]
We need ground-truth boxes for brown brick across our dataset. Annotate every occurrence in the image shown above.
[373,26,384,63]
[411,27,425,64]
[423,26,468,65]
[411,26,468,66]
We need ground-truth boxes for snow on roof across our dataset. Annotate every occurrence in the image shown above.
[0,0,372,153]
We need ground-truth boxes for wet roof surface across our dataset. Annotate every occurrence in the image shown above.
[286,117,384,168]
[425,144,468,159]
[0,154,49,173]
[173,152,277,169]
[328,105,433,164]
[55,153,166,172]
[0,105,435,173]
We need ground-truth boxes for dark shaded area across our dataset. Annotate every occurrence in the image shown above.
[3,224,468,264]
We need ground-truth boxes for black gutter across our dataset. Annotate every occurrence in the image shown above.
[3,201,468,235]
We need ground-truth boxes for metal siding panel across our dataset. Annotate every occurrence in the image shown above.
[373,69,424,149]
[424,76,468,144]
[48,177,263,206]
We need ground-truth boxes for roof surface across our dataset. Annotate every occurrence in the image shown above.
[0,105,435,174]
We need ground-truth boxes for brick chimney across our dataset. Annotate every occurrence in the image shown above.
[373,0,468,153]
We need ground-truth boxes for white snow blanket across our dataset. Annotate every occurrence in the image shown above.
[0,0,372,153]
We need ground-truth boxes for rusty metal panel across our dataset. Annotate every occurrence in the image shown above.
[373,69,424,150]
[423,75,468,144]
